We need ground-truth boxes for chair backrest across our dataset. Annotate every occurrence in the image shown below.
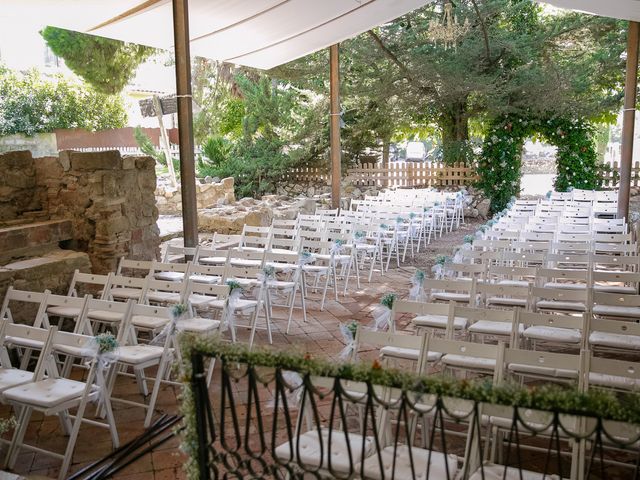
[121,302,173,345]
[152,260,191,274]
[116,257,154,277]
[591,254,640,271]
[67,270,111,298]
[425,278,476,300]
[475,283,531,309]
[428,336,505,384]
[0,287,51,328]
[487,265,537,283]
[593,291,640,309]
[211,233,242,249]
[188,262,226,281]
[240,225,271,249]
[1,321,57,379]
[502,251,546,266]
[504,347,584,387]
[592,270,640,288]
[106,274,149,302]
[78,298,134,334]
[355,329,427,371]
[531,286,589,309]
[162,244,198,263]
[44,293,91,332]
[515,311,586,349]
[537,267,589,284]
[143,278,187,304]
[586,354,640,392]
[194,247,229,265]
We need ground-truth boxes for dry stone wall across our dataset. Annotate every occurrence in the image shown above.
[156,176,235,214]
[34,150,160,273]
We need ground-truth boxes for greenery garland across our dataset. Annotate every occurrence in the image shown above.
[178,335,640,479]
[477,114,606,211]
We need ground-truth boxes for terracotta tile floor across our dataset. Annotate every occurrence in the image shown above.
[6,261,422,479]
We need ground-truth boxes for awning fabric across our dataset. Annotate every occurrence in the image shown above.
[2,0,431,70]
[537,0,640,22]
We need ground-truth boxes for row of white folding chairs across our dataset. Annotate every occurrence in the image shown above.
[281,326,636,479]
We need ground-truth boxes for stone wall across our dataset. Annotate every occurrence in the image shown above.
[35,150,160,273]
[156,176,235,214]
[0,150,45,223]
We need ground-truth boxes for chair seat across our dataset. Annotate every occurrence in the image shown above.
[523,326,581,344]
[486,296,528,307]
[88,310,125,323]
[46,306,82,318]
[267,280,296,291]
[469,463,561,480]
[468,321,522,337]
[508,363,578,380]
[589,372,640,391]
[314,254,351,263]
[544,282,588,290]
[302,265,329,273]
[146,291,182,303]
[198,256,227,265]
[154,271,185,282]
[413,315,466,330]
[270,248,295,255]
[189,274,221,284]
[117,345,164,364]
[209,298,258,311]
[109,287,143,300]
[359,445,458,480]
[229,259,262,267]
[0,368,33,393]
[593,305,640,319]
[589,331,640,351]
[442,354,496,371]
[536,300,586,312]
[431,292,471,303]
[177,317,221,333]
[187,294,219,306]
[380,346,442,363]
[4,378,87,408]
[497,280,530,287]
[5,336,43,349]
[274,428,373,473]
[132,315,170,330]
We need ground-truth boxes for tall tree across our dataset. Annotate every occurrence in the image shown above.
[41,26,155,95]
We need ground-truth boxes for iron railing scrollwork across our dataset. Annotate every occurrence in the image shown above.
[183,342,640,480]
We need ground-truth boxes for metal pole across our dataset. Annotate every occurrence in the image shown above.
[618,21,640,221]
[172,0,198,247]
[330,44,341,210]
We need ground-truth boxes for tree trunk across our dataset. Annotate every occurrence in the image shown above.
[382,137,390,187]
[439,101,469,165]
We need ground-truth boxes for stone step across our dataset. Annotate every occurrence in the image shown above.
[0,219,73,264]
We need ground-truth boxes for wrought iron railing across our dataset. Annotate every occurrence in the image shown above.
[180,335,640,480]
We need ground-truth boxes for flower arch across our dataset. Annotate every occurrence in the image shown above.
[476,115,603,211]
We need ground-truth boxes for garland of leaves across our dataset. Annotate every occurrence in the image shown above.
[178,334,640,479]
[477,114,605,211]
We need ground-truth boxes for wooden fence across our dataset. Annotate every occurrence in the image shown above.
[280,162,477,187]
[347,162,477,188]
[599,161,640,189]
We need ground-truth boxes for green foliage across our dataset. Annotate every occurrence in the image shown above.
[133,126,180,174]
[477,114,603,211]
[200,136,231,169]
[41,26,155,95]
[0,66,126,136]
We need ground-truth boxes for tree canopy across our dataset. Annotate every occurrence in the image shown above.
[41,26,155,95]
[0,65,127,136]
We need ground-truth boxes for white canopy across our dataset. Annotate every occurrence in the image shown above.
[2,0,431,70]
[537,0,640,22]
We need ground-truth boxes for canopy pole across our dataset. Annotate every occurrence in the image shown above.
[330,44,342,210]
[618,21,640,221]
[172,0,198,248]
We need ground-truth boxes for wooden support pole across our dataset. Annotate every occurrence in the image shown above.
[153,95,177,189]
[330,44,341,210]
[618,21,640,221]
[172,0,198,248]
